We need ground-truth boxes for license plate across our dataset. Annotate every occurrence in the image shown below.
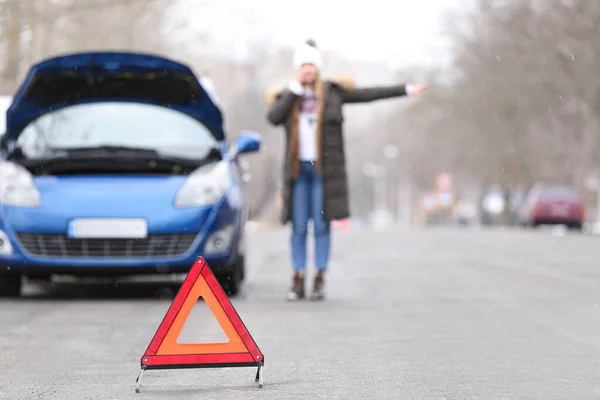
[551,205,569,217]
[68,218,148,239]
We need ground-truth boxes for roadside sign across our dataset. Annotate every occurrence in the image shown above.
[436,172,453,191]
[438,191,454,208]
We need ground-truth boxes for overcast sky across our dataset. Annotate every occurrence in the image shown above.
[185,0,469,69]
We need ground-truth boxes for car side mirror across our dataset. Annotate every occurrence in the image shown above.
[235,131,262,155]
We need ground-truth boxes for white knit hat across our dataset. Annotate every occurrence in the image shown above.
[293,40,322,70]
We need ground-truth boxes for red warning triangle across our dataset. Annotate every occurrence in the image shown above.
[140,257,264,370]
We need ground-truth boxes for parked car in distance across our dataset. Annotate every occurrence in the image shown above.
[519,184,585,230]
[0,52,262,297]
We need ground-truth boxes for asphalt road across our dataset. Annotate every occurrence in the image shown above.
[1,226,600,400]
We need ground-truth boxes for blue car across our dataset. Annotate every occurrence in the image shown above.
[0,52,262,297]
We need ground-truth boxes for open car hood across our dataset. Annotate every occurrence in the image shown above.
[4,52,225,142]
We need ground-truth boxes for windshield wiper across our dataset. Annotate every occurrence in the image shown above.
[14,144,222,170]
[49,145,222,161]
[47,145,160,158]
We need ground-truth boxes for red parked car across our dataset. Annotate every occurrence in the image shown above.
[520,185,585,230]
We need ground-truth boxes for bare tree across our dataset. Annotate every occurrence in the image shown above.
[383,0,600,212]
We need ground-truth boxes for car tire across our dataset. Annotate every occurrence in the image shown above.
[568,223,583,232]
[0,275,22,298]
[216,255,244,297]
[239,255,246,282]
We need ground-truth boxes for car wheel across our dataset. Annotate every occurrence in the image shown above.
[239,255,246,281]
[569,223,583,232]
[0,275,22,298]
[216,256,244,297]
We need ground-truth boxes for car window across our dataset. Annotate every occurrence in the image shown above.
[16,102,219,160]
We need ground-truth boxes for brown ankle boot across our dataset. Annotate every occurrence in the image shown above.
[286,271,305,301]
[310,270,326,301]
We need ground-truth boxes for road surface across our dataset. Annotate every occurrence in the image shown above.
[1,226,599,399]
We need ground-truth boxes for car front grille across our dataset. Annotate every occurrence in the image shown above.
[15,233,197,259]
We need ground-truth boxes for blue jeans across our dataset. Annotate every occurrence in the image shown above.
[291,161,331,271]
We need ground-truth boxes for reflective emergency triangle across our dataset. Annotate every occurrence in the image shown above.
[140,257,264,369]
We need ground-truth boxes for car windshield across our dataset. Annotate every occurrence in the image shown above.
[539,186,580,201]
[15,102,220,160]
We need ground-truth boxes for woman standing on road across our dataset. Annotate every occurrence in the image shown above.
[265,39,430,301]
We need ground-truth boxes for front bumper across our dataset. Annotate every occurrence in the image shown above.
[0,261,235,278]
[532,213,583,225]
[0,197,242,277]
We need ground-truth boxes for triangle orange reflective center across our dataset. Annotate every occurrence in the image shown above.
[156,276,248,355]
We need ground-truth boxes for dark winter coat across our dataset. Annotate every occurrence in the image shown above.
[265,75,410,225]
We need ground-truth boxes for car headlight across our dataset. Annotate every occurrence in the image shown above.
[175,161,231,208]
[0,161,41,208]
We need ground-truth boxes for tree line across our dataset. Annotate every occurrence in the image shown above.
[388,0,600,205]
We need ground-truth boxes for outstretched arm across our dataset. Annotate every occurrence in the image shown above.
[266,81,304,126]
[342,82,430,104]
